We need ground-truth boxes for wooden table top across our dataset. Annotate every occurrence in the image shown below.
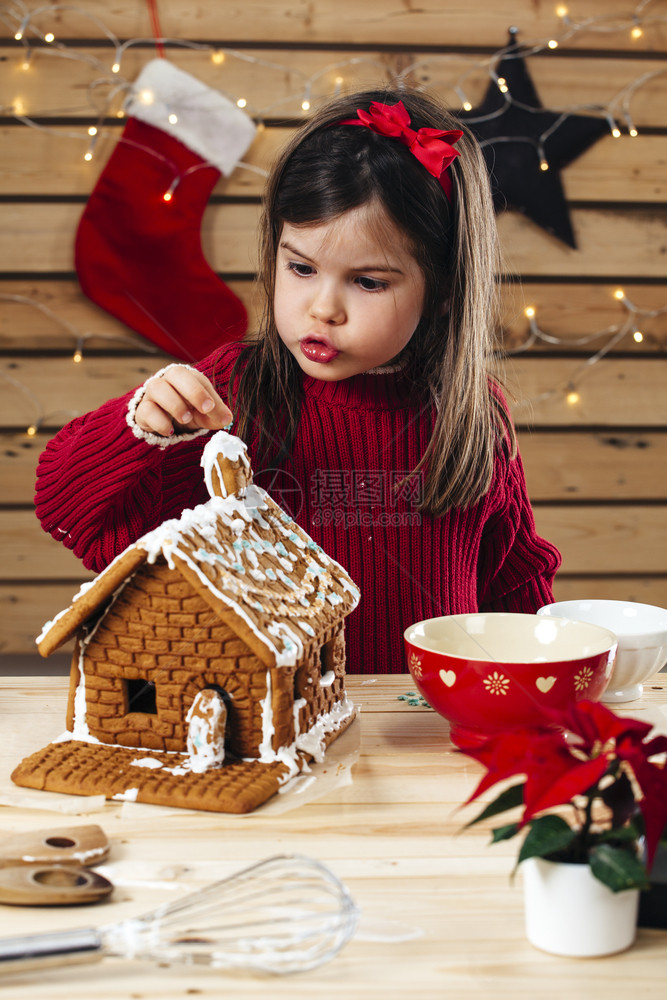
[0,673,666,999]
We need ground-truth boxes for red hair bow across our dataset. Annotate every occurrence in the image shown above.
[340,100,462,201]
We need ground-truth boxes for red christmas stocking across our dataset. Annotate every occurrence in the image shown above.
[75,59,257,361]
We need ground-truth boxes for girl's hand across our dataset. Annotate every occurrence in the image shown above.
[135,366,233,437]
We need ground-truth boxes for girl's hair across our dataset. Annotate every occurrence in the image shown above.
[230,86,515,515]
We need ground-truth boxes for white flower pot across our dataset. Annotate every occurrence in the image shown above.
[522,857,639,957]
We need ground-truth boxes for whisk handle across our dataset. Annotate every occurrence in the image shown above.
[0,928,103,972]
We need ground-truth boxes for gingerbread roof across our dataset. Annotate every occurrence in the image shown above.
[37,431,360,667]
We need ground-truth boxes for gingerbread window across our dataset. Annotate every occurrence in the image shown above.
[125,679,157,716]
[319,639,335,677]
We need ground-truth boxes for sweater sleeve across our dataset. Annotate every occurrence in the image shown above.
[34,347,239,573]
[476,446,561,613]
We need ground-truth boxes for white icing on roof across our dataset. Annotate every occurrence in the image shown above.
[133,431,358,667]
[36,578,97,644]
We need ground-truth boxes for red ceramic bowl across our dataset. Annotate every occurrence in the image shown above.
[404,613,617,746]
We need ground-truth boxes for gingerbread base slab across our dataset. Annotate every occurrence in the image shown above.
[11,741,294,815]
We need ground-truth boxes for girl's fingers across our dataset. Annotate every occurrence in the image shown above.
[136,366,233,436]
[163,368,232,429]
[143,377,195,428]
[135,395,179,437]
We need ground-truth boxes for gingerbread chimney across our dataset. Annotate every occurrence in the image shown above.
[201,430,253,499]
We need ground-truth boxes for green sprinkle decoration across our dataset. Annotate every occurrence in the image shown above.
[397,691,431,708]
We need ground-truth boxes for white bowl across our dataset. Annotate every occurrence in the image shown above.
[537,600,667,702]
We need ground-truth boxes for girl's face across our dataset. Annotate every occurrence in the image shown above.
[274,203,426,381]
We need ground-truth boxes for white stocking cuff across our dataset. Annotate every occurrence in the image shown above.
[125,59,256,176]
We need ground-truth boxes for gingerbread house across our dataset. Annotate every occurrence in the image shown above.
[12,431,360,813]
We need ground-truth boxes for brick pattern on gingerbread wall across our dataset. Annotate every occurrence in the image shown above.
[72,557,350,759]
[293,623,347,737]
[79,559,273,755]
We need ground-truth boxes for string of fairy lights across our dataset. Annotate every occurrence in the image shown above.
[0,1,665,432]
[517,291,667,407]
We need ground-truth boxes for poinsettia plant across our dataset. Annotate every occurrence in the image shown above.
[459,700,667,893]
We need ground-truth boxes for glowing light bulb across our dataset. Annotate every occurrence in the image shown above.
[611,126,621,138]
[237,98,247,109]
[163,177,178,202]
[112,62,120,74]
[139,89,154,105]
[84,151,93,161]
[633,330,644,343]
[14,31,23,41]
[116,109,125,118]
[26,424,38,437]
[44,32,55,43]
[548,39,558,49]
[22,59,30,71]
[335,76,344,85]
[211,50,225,65]
[566,389,580,406]
[301,100,310,111]
[631,26,643,40]
[87,126,97,136]
[73,349,83,363]
[168,113,178,124]
[462,101,472,111]
[556,5,568,17]
[13,99,25,115]
[540,159,549,172]
[614,289,625,301]
[497,77,509,94]
[629,127,638,137]
[524,306,536,319]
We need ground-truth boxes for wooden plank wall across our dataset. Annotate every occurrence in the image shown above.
[1,0,666,658]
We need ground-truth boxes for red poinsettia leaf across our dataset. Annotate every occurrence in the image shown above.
[458,729,534,768]
[459,698,666,870]
[460,729,543,805]
[639,797,667,870]
[617,742,667,796]
[619,748,667,867]
[559,700,653,749]
[460,726,605,821]
[522,754,610,823]
[540,700,597,747]
[640,734,667,757]
[607,717,653,743]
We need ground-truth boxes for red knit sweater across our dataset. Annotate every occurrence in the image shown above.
[35,344,560,674]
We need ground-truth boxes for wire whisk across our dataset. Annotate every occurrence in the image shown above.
[0,854,359,976]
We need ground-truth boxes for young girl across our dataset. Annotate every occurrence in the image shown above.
[35,87,560,674]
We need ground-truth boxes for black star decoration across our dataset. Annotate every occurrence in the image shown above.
[459,27,609,248]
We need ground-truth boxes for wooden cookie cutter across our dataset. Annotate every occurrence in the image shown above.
[0,825,113,906]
